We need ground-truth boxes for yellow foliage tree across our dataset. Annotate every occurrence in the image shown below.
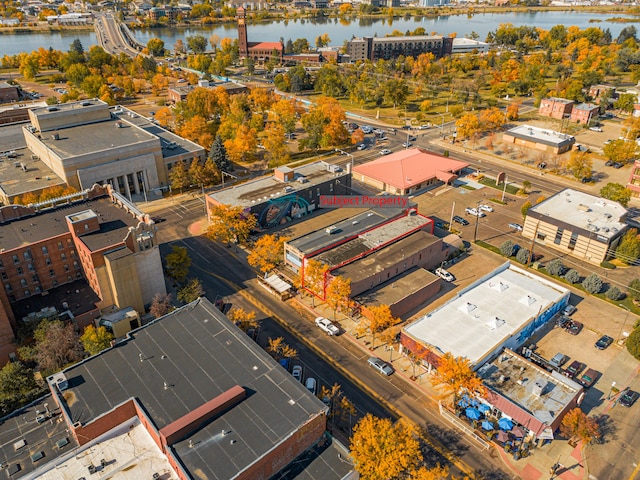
[206,204,258,246]
[565,150,592,179]
[224,124,258,163]
[247,234,288,273]
[479,107,505,131]
[227,307,259,333]
[177,115,213,149]
[267,336,297,360]
[262,122,290,168]
[430,352,486,405]
[325,276,352,320]
[303,259,329,306]
[79,325,114,356]
[350,415,422,480]
[365,304,397,350]
[455,113,479,140]
[560,408,600,445]
[506,102,520,121]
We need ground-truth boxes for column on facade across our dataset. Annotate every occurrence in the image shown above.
[133,171,141,194]
[112,177,119,193]
[123,175,131,200]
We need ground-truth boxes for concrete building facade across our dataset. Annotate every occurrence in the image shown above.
[0,82,19,103]
[22,100,205,197]
[346,35,453,62]
[522,188,627,265]
[502,124,575,154]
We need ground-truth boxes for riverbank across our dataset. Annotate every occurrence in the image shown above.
[0,24,93,34]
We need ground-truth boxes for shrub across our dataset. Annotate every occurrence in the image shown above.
[564,269,580,284]
[500,240,515,257]
[600,261,616,269]
[547,259,565,277]
[606,286,624,301]
[516,248,530,264]
[627,328,640,361]
[582,273,603,294]
[629,279,640,301]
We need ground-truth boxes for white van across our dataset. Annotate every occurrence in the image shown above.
[305,377,317,395]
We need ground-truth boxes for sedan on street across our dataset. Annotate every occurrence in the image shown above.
[315,317,340,336]
[368,357,394,376]
[453,215,469,226]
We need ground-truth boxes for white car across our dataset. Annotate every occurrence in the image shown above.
[291,365,303,383]
[357,143,367,150]
[315,317,340,336]
[435,267,455,282]
[361,125,373,134]
[465,207,485,217]
[379,149,392,155]
[589,126,603,132]
[478,204,494,213]
[563,304,577,316]
[419,124,431,130]
[305,377,317,395]
[508,223,523,231]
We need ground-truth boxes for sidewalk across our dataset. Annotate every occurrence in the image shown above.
[289,288,589,480]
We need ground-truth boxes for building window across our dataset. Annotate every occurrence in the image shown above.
[554,228,563,245]
[12,255,19,264]
[536,233,546,241]
[0,272,7,281]
[5,284,11,292]
[73,261,79,269]
[45,258,52,266]
[20,279,27,287]
[49,269,55,277]
[35,286,41,294]
[329,183,333,192]
[42,246,48,255]
[70,250,76,258]
[16,267,23,275]
[32,275,38,283]
[568,232,578,250]
[52,280,58,287]
[23,251,31,260]
[67,276,72,282]
[27,263,34,271]
[61,253,66,261]
[64,265,69,272]
[57,241,63,250]
[24,290,30,297]
[67,238,72,246]
[76,272,82,279]
[0,260,3,268]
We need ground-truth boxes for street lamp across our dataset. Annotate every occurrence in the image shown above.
[608,381,617,400]
[617,304,632,343]
[335,148,354,172]
[501,175,509,203]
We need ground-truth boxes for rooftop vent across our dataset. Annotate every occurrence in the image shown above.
[520,295,536,306]
[52,133,60,140]
[81,101,91,106]
[490,281,509,292]
[458,302,477,314]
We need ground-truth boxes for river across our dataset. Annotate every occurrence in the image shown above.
[0,11,633,56]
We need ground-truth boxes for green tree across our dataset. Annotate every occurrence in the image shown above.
[80,325,114,355]
[165,245,191,283]
[147,38,165,57]
[521,201,532,219]
[547,258,565,276]
[70,38,85,55]
[627,327,640,360]
[18,53,40,80]
[606,286,624,301]
[615,93,637,113]
[177,278,205,303]
[564,269,580,284]
[600,183,632,207]
[209,135,232,172]
[616,229,640,265]
[500,240,516,257]
[628,279,640,301]
[582,273,603,294]
[66,63,90,87]
[187,34,208,54]
[0,362,41,414]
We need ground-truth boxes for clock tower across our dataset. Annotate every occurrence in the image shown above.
[237,7,248,58]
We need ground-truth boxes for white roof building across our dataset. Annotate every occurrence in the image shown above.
[402,262,570,368]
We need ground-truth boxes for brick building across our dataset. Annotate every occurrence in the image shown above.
[346,35,453,62]
[42,298,340,480]
[0,184,165,364]
[237,7,283,64]
[0,82,19,103]
[538,97,574,120]
[570,103,599,125]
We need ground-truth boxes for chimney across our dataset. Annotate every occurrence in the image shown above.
[274,167,294,182]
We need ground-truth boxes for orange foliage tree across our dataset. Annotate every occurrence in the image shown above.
[430,352,486,405]
[303,259,329,306]
[247,234,288,273]
[560,408,600,445]
[325,276,352,320]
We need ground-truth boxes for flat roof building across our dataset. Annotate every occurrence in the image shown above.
[538,97,574,120]
[502,124,575,154]
[522,188,627,265]
[402,262,570,368]
[44,298,346,480]
[352,148,469,195]
[477,349,583,440]
[21,100,205,198]
[207,161,352,230]
[346,35,452,62]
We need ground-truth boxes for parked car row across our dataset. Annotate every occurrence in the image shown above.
[563,359,600,388]
[283,363,318,395]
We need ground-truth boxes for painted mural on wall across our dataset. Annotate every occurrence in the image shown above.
[257,194,313,229]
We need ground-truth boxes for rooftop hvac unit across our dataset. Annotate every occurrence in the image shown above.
[115,122,122,128]
[52,133,60,140]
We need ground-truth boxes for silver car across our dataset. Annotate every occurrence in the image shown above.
[368,357,394,376]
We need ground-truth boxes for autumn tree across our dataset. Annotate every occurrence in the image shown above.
[147,38,165,56]
[303,259,329,306]
[455,113,479,140]
[227,308,259,333]
[177,278,205,303]
[430,352,486,405]
[300,96,350,150]
[20,319,83,374]
[165,245,191,283]
[325,276,352,320]
[560,408,600,444]
[224,124,258,163]
[169,161,190,193]
[150,73,168,96]
[206,204,258,246]
[603,139,638,165]
[177,115,213,149]
[262,122,290,168]
[80,325,114,355]
[350,415,422,480]
[364,304,397,350]
[186,34,207,54]
[247,234,288,273]
[267,336,297,360]
[615,228,640,265]
[379,326,401,362]
[479,107,505,131]
[600,183,632,207]
[506,101,520,120]
[150,293,174,318]
[565,150,592,179]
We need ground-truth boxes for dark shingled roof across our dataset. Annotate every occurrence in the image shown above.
[58,298,327,480]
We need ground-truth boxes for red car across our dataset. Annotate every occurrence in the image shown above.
[565,360,586,379]
[567,320,583,335]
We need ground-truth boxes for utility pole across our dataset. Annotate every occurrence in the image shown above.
[528,221,539,267]
[449,201,455,232]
